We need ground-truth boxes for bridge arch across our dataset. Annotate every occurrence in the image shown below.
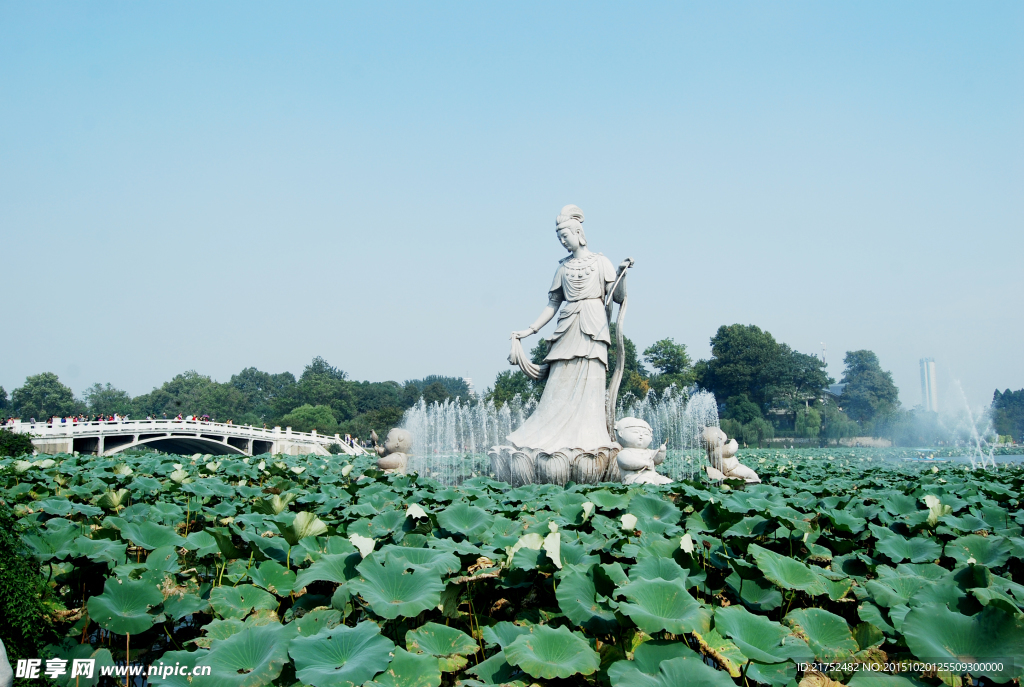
[105,436,247,457]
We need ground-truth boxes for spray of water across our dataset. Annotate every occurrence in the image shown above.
[948,380,997,470]
[401,386,719,485]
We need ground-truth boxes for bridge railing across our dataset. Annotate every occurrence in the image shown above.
[3,418,367,454]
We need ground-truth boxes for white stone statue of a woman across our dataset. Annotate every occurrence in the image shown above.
[492,205,631,484]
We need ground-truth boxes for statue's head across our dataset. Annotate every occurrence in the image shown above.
[614,417,653,449]
[384,428,412,454]
[555,204,587,252]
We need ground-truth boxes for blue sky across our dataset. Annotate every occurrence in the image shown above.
[1,2,1021,411]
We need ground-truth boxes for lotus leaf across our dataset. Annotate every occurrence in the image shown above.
[749,544,827,595]
[609,651,735,687]
[72,536,127,567]
[630,556,687,582]
[714,605,791,663]
[725,572,783,612]
[295,608,343,636]
[504,624,599,679]
[482,621,532,648]
[211,584,279,620]
[118,521,187,550]
[164,592,211,620]
[293,552,360,588]
[288,622,394,687]
[946,534,1012,568]
[86,576,164,635]
[784,608,858,662]
[464,650,520,684]
[556,566,618,633]
[248,560,296,596]
[902,604,1024,681]
[616,577,711,634]
[198,622,295,687]
[405,622,477,671]
[437,501,494,539]
[349,554,444,619]
[368,648,442,687]
[377,545,460,577]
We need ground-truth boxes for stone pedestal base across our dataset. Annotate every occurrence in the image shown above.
[488,445,621,487]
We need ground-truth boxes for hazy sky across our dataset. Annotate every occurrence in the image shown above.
[2,3,1021,412]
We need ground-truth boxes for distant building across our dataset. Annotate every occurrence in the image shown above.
[464,377,475,397]
[919,358,938,412]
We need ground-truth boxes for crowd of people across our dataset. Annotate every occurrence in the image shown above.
[1,413,234,426]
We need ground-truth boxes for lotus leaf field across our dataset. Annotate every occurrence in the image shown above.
[3,449,1024,687]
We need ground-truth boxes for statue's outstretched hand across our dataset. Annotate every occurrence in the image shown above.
[618,257,635,273]
[511,329,534,340]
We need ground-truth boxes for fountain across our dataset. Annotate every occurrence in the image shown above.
[400,387,721,486]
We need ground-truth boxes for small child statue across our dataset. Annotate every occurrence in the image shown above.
[614,417,672,485]
[702,427,761,483]
[376,428,412,474]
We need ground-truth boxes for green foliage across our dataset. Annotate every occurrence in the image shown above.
[645,338,695,395]
[993,388,1024,442]
[485,370,535,408]
[82,382,133,417]
[280,404,338,435]
[839,350,900,424]
[0,429,34,458]
[5,447,1024,687]
[699,325,831,419]
[723,395,763,424]
[0,385,8,410]
[795,406,822,438]
[608,324,650,401]
[0,501,56,667]
[11,372,81,419]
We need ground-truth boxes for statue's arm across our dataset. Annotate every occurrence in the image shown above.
[608,257,633,305]
[511,295,562,339]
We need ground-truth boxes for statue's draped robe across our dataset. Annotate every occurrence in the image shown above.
[507,252,618,453]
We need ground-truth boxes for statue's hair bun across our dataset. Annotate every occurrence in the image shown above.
[556,204,585,227]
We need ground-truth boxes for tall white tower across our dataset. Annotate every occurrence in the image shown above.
[919,358,938,412]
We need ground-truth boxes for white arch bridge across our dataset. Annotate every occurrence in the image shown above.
[5,418,366,457]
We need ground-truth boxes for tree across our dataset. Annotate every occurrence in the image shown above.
[132,371,250,421]
[280,404,338,435]
[839,350,900,425]
[722,395,763,424]
[0,386,7,411]
[609,324,649,401]
[992,388,1024,442]
[83,383,133,417]
[699,325,783,410]
[644,338,695,395]
[405,376,470,400]
[0,501,58,671]
[697,325,830,415]
[11,372,81,420]
[0,428,34,457]
[795,406,822,438]
[275,357,356,422]
[486,370,535,408]
[229,367,296,419]
[820,402,859,445]
[421,382,452,406]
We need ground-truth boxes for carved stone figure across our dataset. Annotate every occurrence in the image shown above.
[702,426,760,483]
[376,428,412,474]
[615,417,672,485]
[490,205,634,486]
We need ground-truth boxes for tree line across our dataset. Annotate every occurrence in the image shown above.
[3,324,1018,448]
[0,357,468,441]
[486,323,906,446]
